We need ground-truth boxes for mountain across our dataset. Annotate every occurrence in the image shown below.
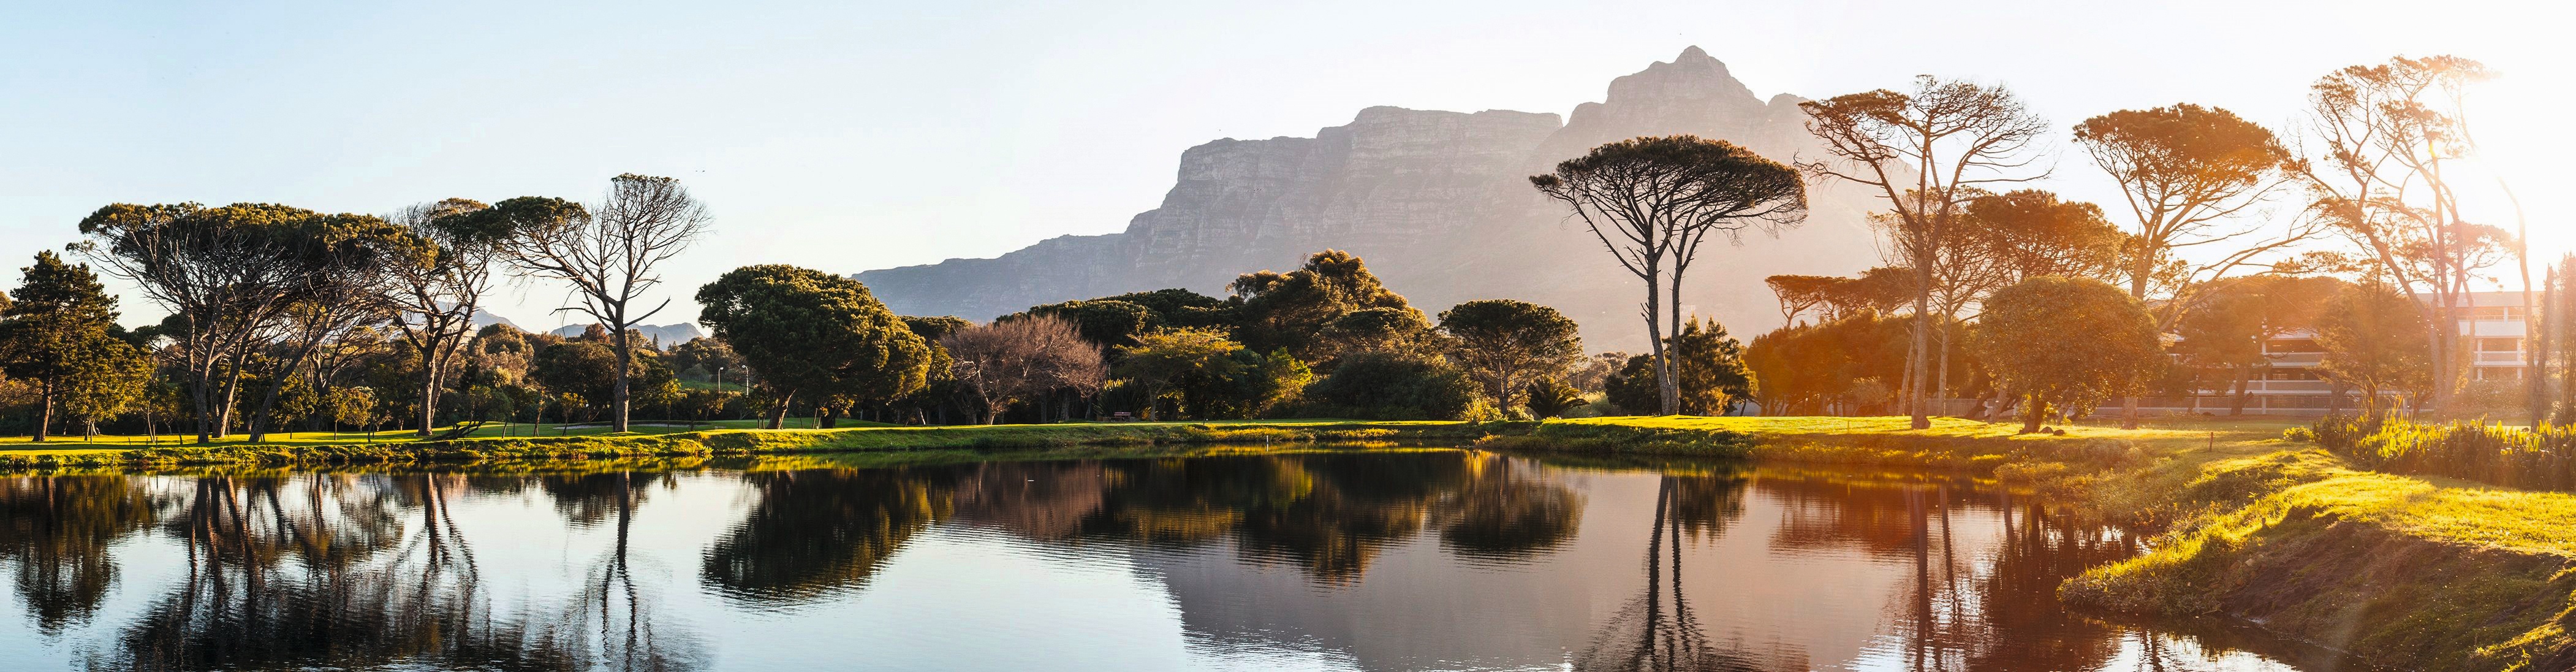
[547,323,707,346]
[852,47,1882,349]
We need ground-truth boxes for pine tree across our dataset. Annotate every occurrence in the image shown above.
[0,251,128,441]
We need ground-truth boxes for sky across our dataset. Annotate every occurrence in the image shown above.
[2,0,2567,329]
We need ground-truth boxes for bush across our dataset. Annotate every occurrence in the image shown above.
[1284,351,1485,420]
[2309,414,2576,491]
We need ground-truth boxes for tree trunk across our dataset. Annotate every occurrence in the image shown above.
[763,392,792,430]
[1907,274,1931,429]
[32,384,53,443]
[2229,366,2255,416]
[1642,266,1675,416]
[611,327,632,433]
[2020,395,2046,434]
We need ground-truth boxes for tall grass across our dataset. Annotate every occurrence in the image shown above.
[2308,414,2576,491]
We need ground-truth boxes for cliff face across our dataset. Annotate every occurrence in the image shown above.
[855,47,1881,349]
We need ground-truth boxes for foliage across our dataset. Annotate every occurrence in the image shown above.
[2308,415,2576,492]
[1437,299,1583,409]
[695,265,934,427]
[1603,318,1756,416]
[1113,328,1246,420]
[2313,282,2431,411]
[1227,250,1425,362]
[1017,299,1155,348]
[1523,377,1588,419]
[1532,134,1806,415]
[1744,313,1912,415]
[1970,277,2163,432]
[1291,351,1487,421]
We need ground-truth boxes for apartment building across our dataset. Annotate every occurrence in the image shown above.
[2145,290,2534,415]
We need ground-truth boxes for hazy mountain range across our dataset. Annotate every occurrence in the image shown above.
[852,47,1885,348]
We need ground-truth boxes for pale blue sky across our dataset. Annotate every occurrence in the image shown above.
[4,0,2563,327]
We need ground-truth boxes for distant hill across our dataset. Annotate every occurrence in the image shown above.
[851,47,1885,349]
[546,322,706,347]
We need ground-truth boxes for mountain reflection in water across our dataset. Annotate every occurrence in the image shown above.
[0,451,2348,671]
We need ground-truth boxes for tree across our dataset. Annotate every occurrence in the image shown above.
[1524,377,1589,419]
[75,203,398,443]
[0,252,124,441]
[2172,275,2341,414]
[2074,103,2302,427]
[486,175,708,432]
[1113,329,1245,421]
[56,335,153,440]
[1018,299,1156,349]
[1799,77,2049,429]
[385,198,503,436]
[1532,135,1808,416]
[2314,282,2433,414]
[695,265,932,429]
[941,316,1108,424]
[1437,300,1583,410]
[1957,190,2123,284]
[1228,250,1425,362]
[1602,318,1756,416]
[1295,351,1484,421]
[668,336,746,383]
[1969,277,2162,433]
[2295,56,2499,411]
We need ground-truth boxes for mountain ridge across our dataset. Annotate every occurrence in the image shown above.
[854,48,1883,349]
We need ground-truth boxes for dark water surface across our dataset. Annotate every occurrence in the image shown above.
[1,449,2351,671]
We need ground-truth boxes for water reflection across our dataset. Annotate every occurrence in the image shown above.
[0,453,2341,671]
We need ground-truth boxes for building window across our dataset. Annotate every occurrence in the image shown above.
[2267,339,2324,353]
[2472,307,2529,321]
[2478,338,2521,352]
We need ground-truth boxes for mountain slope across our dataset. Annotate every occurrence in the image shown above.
[854,47,1882,349]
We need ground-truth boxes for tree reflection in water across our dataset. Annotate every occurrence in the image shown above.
[541,470,705,672]
[0,476,164,634]
[1575,471,1771,672]
[102,473,596,671]
[700,468,955,606]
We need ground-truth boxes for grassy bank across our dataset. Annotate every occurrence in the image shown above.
[0,419,1521,471]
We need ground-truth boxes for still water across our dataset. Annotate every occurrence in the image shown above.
[0,449,2350,671]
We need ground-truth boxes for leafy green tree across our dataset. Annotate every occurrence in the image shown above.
[668,337,746,383]
[1112,329,1244,420]
[1438,300,1583,410]
[57,337,152,440]
[1523,377,1589,419]
[2315,282,2433,414]
[529,341,676,421]
[1969,277,2164,433]
[1228,250,1426,362]
[1744,313,1912,415]
[1602,318,1754,416]
[695,265,933,429]
[1097,289,1232,330]
[0,252,126,441]
[1294,351,1485,421]
[329,386,379,435]
[1018,300,1156,348]
[1667,318,1755,415]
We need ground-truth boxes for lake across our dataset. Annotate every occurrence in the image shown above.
[0,448,2355,671]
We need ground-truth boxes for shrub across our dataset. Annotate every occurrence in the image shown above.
[2309,414,2576,491]
[1286,351,1483,420]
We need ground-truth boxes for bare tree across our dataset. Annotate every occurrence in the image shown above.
[1799,77,2050,429]
[386,199,501,436]
[941,316,1107,424]
[1532,136,1808,415]
[2293,55,2497,411]
[490,175,708,432]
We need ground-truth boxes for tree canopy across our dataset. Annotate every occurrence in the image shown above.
[695,265,933,429]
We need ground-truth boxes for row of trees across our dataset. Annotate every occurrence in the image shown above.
[695,250,1614,426]
[0,174,709,442]
[1545,53,2525,428]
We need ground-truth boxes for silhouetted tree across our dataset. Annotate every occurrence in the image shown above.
[1534,136,1807,415]
[486,175,708,432]
[1800,77,2048,429]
